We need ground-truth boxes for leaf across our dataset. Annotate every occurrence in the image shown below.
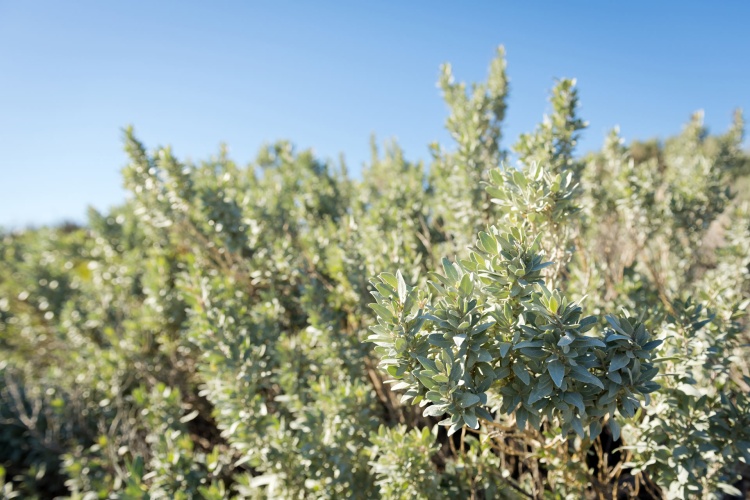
[513,363,531,385]
[516,409,528,431]
[576,337,607,348]
[442,258,459,283]
[642,339,663,351]
[531,261,553,271]
[499,342,512,358]
[427,280,447,296]
[515,340,544,349]
[717,483,742,497]
[606,333,631,342]
[549,296,559,313]
[558,332,575,346]
[476,406,494,422]
[453,334,468,347]
[458,392,481,408]
[638,381,660,394]
[737,440,750,464]
[417,356,438,373]
[368,303,395,322]
[547,360,565,388]
[495,366,511,379]
[417,375,439,391]
[472,322,495,335]
[463,412,479,429]
[610,418,621,441]
[528,382,552,404]
[570,366,604,389]
[374,283,394,299]
[396,270,407,304]
[380,272,398,289]
[579,315,598,332]
[563,392,585,413]
[459,273,474,296]
[479,231,498,255]
[609,353,630,372]
[428,334,452,348]
[423,405,446,417]
[425,391,443,403]
[476,350,493,363]
[571,417,584,438]
[677,383,702,398]
[589,420,603,440]
[606,315,627,335]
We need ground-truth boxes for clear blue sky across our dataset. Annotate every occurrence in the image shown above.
[1,1,749,228]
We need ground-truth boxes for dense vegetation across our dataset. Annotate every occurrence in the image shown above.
[1,48,749,499]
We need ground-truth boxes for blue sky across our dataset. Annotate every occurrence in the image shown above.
[1,1,748,228]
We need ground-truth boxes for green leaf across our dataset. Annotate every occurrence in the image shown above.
[563,392,585,413]
[459,273,474,296]
[442,258,459,282]
[472,322,494,335]
[589,420,603,440]
[516,409,528,431]
[528,381,552,404]
[374,283,394,298]
[476,406,494,422]
[425,391,443,402]
[557,332,575,346]
[476,350,493,363]
[642,339,663,351]
[531,261,553,272]
[463,412,479,429]
[458,392,481,408]
[515,340,544,349]
[610,418,621,441]
[369,303,395,322]
[579,315,598,332]
[380,272,398,289]
[609,353,629,372]
[417,375,439,391]
[547,360,565,388]
[571,417,584,438]
[606,315,628,336]
[513,363,531,385]
[549,296,559,313]
[499,342,512,358]
[428,334,452,348]
[737,440,750,464]
[417,356,438,373]
[427,280,447,297]
[453,334,468,347]
[396,270,407,304]
[570,366,604,389]
[479,231,498,255]
[423,405,446,417]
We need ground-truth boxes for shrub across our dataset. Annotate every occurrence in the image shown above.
[1,47,748,499]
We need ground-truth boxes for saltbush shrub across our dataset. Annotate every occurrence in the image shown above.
[1,47,749,499]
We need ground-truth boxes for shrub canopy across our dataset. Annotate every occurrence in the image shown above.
[1,48,749,499]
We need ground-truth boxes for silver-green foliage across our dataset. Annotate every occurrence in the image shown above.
[1,47,749,500]
[368,224,662,440]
